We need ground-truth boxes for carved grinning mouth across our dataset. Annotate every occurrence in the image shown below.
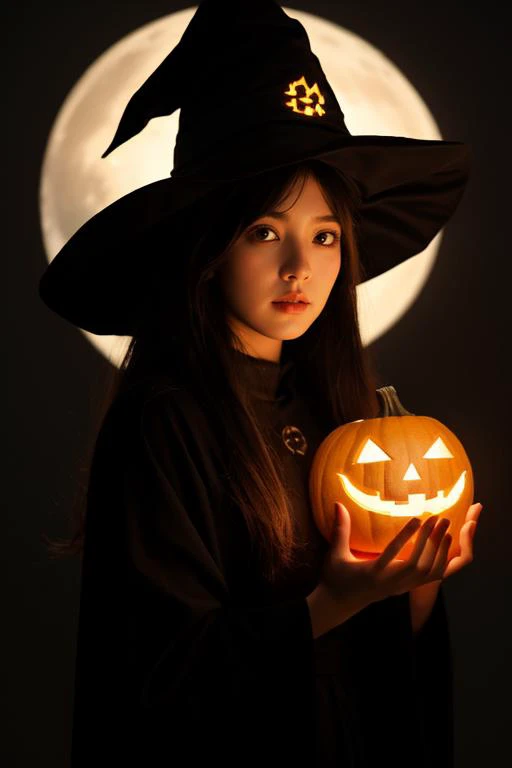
[337,470,467,517]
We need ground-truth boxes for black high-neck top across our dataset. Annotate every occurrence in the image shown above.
[226,347,297,402]
[225,347,329,599]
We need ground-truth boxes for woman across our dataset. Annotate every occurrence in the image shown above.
[39,1,481,766]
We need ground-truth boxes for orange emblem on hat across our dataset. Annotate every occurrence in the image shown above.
[284,75,326,117]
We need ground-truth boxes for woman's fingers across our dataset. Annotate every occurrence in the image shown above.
[377,515,450,585]
[442,520,476,578]
[467,503,483,524]
[408,516,439,565]
[414,516,451,573]
[428,529,452,580]
[373,503,481,587]
[375,518,421,569]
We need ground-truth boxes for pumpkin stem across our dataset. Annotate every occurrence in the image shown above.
[376,385,415,417]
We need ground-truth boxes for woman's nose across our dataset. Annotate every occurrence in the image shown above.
[281,257,311,280]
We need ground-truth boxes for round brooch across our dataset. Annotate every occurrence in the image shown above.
[281,425,308,456]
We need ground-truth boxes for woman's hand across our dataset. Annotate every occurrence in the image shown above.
[440,501,482,578]
[408,502,482,632]
[318,502,483,608]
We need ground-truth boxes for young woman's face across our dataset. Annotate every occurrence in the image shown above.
[218,175,342,362]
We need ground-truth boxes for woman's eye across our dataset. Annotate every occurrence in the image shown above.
[315,231,339,246]
[251,226,277,242]
[249,226,340,246]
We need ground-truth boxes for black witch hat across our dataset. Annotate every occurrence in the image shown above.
[39,0,471,336]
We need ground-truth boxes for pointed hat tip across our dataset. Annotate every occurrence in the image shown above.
[100,132,124,159]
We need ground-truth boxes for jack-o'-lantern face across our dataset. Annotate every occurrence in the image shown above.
[309,388,474,559]
[284,75,326,117]
[341,432,467,518]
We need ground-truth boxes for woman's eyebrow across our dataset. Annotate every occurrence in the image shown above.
[263,211,341,224]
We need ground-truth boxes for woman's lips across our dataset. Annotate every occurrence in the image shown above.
[271,302,310,313]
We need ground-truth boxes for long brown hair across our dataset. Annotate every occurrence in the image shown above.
[42,158,382,583]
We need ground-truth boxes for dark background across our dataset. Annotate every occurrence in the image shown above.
[6,1,509,766]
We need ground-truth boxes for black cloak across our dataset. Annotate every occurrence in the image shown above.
[70,348,454,767]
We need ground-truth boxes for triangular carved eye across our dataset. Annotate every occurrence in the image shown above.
[356,438,392,463]
[423,437,454,459]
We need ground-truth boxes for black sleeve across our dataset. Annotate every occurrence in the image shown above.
[412,584,455,768]
[72,384,317,767]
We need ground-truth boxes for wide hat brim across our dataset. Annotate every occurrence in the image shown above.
[38,129,471,336]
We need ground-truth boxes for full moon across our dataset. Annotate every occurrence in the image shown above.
[39,6,444,367]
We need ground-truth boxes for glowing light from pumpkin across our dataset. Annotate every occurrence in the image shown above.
[337,469,467,517]
[355,436,455,464]
[424,437,454,459]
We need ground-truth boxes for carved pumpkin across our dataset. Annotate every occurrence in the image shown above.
[309,385,474,561]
